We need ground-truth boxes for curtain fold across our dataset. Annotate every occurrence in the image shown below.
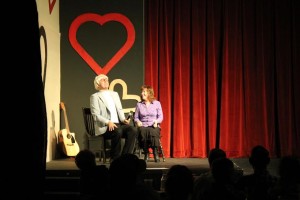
[145,0,300,158]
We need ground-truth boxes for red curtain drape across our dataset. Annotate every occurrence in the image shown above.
[144,0,300,158]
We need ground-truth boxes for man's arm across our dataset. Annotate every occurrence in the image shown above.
[90,94,110,125]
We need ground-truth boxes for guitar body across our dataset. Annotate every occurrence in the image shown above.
[59,102,80,157]
[58,129,80,157]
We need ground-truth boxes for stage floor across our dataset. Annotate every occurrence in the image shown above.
[46,157,281,177]
[44,157,281,200]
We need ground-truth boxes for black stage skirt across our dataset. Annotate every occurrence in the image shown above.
[138,126,160,147]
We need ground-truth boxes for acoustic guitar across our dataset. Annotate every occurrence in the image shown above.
[58,102,80,157]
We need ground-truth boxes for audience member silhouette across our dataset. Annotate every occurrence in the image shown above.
[136,158,148,185]
[75,149,109,200]
[161,164,194,200]
[135,158,161,199]
[192,148,227,200]
[11,1,47,199]
[107,153,160,200]
[195,157,246,200]
[236,145,278,200]
[268,155,300,200]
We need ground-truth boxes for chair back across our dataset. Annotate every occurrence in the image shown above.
[82,107,95,136]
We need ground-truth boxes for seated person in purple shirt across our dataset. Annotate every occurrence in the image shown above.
[134,85,163,162]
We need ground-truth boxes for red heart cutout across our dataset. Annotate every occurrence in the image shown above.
[69,13,135,75]
[48,0,56,14]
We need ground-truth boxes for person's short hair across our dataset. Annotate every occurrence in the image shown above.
[208,148,227,167]
[94,74,108,90]
[75,149,96,170]
[249,145,270,168]
[211,157,234,182]
[165,164,194,198]
[109,153,140,187]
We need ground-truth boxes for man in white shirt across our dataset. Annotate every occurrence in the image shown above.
[90,74,137,161]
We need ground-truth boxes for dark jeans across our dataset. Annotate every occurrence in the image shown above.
[103,124,137,159]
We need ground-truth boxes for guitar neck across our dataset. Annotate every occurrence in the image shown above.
[60,102,70,133]
[63,109,70,133]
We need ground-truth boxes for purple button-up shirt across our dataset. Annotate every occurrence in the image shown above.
[134,100,163,127]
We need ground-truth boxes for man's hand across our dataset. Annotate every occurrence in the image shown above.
[123,119,130,125]
[107,121,118,131]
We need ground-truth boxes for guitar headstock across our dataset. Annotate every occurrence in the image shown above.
[60,102,66,111]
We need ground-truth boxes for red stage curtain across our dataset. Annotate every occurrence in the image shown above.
[144,0,300,158]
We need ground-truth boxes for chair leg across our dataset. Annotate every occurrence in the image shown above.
[159,139,165,162]
[97,152,102,162]
[159,145,166,162]
[102,150,106,163]
[133,138,142,158]
[138,148,142,158]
